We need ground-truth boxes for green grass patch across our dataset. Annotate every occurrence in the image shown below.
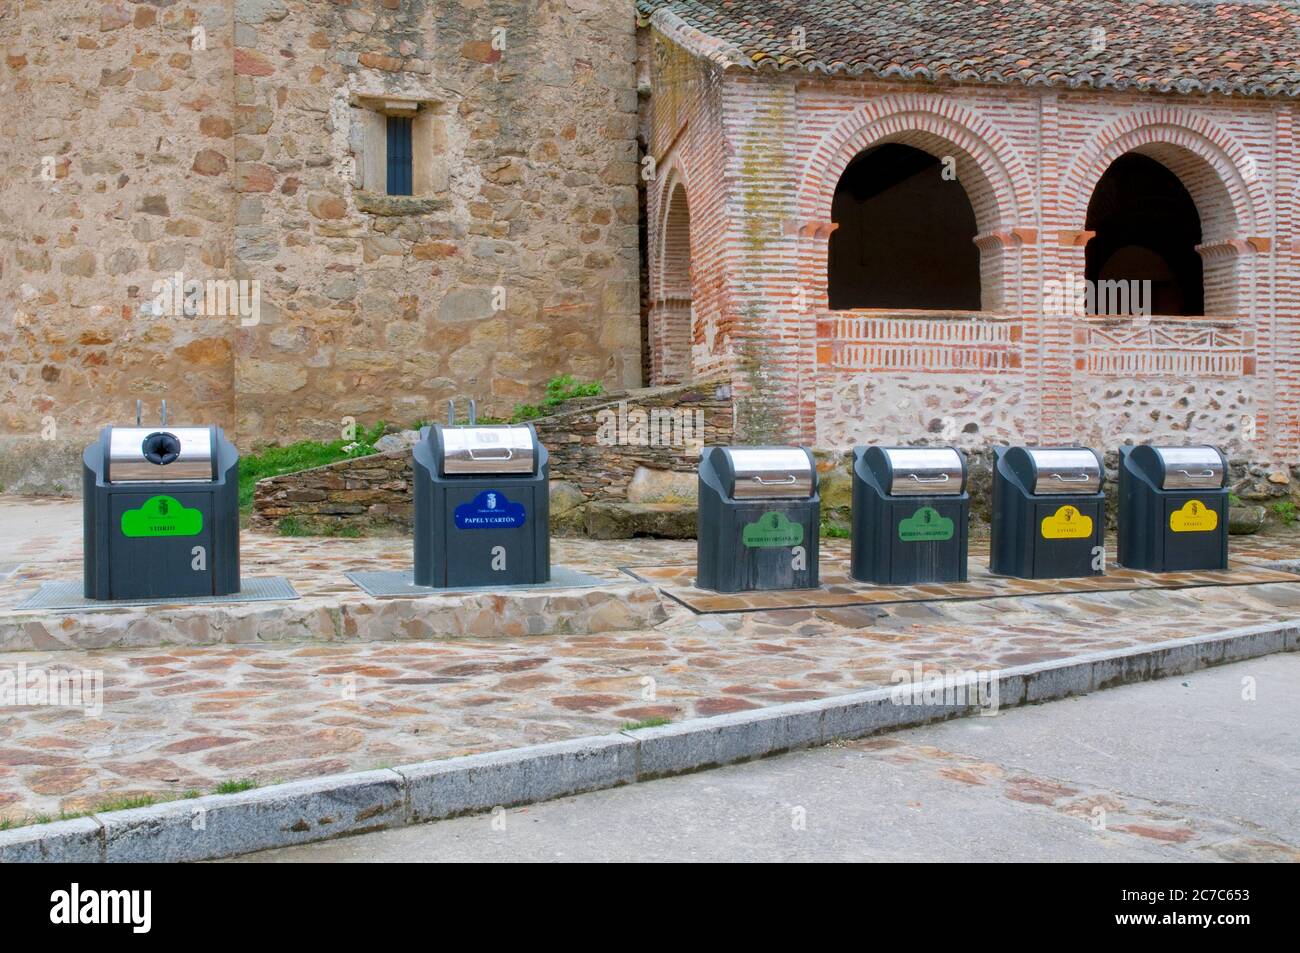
[94,794,158,813]
[239,421,387,512]
[509,374,604,422]
[0,792,188,831]
[621,716,671,731]
[213,778,257,795]
[1270,500,1296,526]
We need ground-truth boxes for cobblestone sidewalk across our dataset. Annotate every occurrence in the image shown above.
[1,498,1298,822]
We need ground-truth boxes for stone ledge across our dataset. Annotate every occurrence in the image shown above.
[352,192,448,216]
[0,581,668,652]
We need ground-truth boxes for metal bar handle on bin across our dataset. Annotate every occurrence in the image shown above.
[1179,469,1216,479]
[446,398,479,427]
[1051,472,1092,484]
[752,475,798,486]
[908,473,950,485]
[467,447,514,463]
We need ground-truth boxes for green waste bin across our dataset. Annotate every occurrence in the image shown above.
[697,446,819,593]
[851,446,969,585]
[83,402,239,600]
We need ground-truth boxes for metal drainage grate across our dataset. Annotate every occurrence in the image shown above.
[346,566,605,598]
[14,576,299,612]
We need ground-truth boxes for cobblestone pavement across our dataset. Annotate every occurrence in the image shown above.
[1,498,1298,823]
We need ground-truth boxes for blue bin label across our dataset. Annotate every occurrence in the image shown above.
[454,490,526,530]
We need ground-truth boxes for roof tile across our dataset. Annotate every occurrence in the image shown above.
[638,0,1300,98]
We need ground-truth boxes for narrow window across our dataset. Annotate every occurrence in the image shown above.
[386,115,413,196]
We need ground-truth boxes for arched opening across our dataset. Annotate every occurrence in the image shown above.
[651,181,693,384]
[1085,153,1204,316]
[829,144,981,311]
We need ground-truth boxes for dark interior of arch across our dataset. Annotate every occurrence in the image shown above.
[1085,153,1204,316]
[829,143,981,311]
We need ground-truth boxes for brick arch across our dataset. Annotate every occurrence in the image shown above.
[1062,110,1268,317]
[649,157,694,384]
[794,95,1034,313]
[1061,110,1268,240]
[797,94,1034,235]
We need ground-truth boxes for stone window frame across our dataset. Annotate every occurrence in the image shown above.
[350,95,444,198]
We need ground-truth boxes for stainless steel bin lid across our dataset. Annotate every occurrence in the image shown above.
[1024,448,1102,495]
[879,447,964,496]
[441,426,536,475]
[1153,446,1225,490]
[106,427,215,483]
[723,447,815,500]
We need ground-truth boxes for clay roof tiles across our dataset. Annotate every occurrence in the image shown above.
[636,0,1300,98]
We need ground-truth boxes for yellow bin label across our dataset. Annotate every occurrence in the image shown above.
[1170,499,1218,533]
[1041,505,1093,539]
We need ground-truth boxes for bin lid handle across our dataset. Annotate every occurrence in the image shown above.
[908,473,950,484]
[752,474,797,485]
[468,447,514,462]
[1179,469,1216,478]
[1051,473,1092,483]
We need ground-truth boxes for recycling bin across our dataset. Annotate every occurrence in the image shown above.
[697,446,819,593]
[413,411,549,588]
[83,403,239,600]
[990,446,1105,579]
[851,446,969,585]
[1118,444,1228,572]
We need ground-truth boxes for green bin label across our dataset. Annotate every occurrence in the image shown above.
[121,495,204,538]
[742,511,804,548]
[898,506,954,542]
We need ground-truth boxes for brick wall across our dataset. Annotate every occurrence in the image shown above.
[643,24,1298,465]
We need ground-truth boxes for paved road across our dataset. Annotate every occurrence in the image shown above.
[236,654,1299,862]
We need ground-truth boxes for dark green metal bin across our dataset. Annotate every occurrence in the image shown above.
[851,446,969,585]
[83,404,239,600]
[1118,444,1228,572]
[413,404,549,589]
[696,446,819,593]
[990,446,1106,579]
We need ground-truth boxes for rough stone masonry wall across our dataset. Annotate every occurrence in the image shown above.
[0,0,642,493]
[232,0,642,444]
[0,0,237,492]
[252,379,732,533]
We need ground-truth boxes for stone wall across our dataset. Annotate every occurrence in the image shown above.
[0,0,642,492]
[1,0,237,492]
[536,379,732,500]
[252,446,412,533]
[252,378,733,534]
